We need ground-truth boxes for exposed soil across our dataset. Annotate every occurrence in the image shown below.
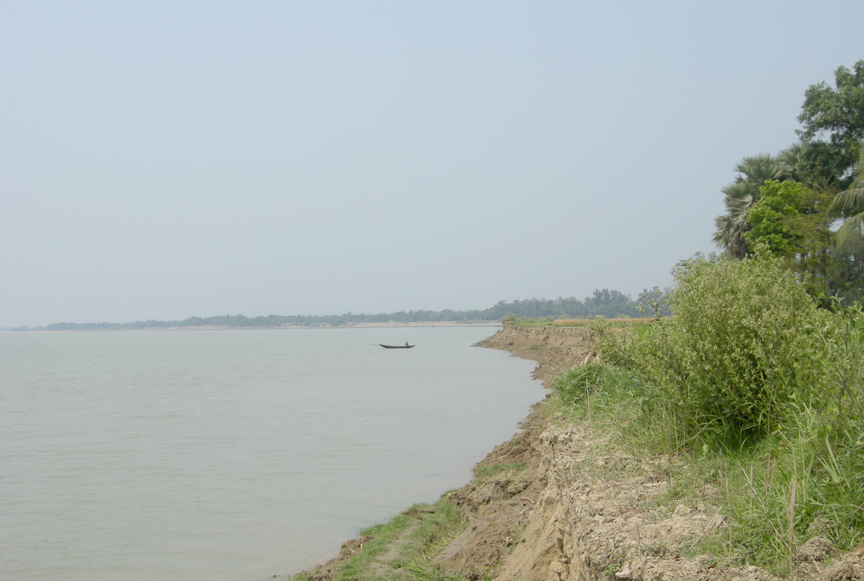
[298,325,863,581]
[475,324,599,383]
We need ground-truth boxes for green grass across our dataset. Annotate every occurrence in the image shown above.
[397,501,467,563]
[335,512,415,581]
[554,317,654,328]
[473,462,527,483]
[330,499,468,581]
[548,359,864,576]
[507,316,556,327]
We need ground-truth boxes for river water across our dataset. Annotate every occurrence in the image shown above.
[0,326,543,581]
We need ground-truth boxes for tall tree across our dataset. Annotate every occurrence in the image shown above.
[743,176,864,304]
[828,144,864,249]
[713,154,786,258]
[797,60,864,189]
[776,142,808,182]
[745,180,836,296]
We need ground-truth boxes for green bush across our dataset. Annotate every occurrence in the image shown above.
[583,252,864,570]
[598,251,850,445]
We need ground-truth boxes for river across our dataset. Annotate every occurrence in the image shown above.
[0,326,543,581]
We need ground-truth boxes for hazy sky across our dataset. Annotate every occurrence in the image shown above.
[2,2,862,327]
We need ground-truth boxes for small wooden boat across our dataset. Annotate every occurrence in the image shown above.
[379,344,415,349]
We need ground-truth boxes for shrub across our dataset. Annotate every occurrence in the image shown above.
[584,253,864,569]
[600,251,845,445]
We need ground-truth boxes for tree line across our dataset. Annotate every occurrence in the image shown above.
[40,289,643,331]
[713,59,864,304]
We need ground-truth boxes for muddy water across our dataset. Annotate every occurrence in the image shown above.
[0,327,542,581]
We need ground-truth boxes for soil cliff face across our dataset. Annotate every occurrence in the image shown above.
[304,325,864,581]
[474,325,597,382]
[447,326,773,581]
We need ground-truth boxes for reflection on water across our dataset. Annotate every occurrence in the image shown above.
[0,327,542,581]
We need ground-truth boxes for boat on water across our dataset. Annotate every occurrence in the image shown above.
[378,343,415,349]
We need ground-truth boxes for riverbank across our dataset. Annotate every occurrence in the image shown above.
[295,325,864,581]
[295,325,595,581]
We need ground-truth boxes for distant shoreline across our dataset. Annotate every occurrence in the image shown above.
[1,321,502,333]
[7,293,644,333]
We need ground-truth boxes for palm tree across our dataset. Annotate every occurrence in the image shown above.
[714,182,755,258]
[828,144,864,249]
[777,142,806,181]
[713,154,786,258]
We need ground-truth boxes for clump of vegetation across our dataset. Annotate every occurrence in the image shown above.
[549,362,644,427]
[600,250,850,444]
[713,61,864,304]
[501,314,556,326]
[552,363,607,406]
[564,250,864,574]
